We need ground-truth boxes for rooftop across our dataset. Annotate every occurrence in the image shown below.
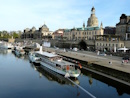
[52,60,75,66]
[37,51,58,58]
[64,26,100,32]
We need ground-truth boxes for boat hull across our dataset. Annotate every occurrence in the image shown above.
[40,61,80,78]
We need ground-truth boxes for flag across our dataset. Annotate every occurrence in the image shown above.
[78,63,82,69]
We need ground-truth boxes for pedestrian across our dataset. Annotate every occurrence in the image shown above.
[122,60,124,65]
[126,60,128,63]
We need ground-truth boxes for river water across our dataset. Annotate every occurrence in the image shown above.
[0,49,130,98]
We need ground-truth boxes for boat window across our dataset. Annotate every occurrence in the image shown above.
[35,54,39,57]
[56,64,61,67]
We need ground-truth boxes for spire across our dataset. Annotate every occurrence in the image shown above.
[83,22,85,28]
[100,22,103,28]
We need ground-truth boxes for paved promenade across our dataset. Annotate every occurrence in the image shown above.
[43,47,130,74]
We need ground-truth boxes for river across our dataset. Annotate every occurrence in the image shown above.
[0,49,129,98]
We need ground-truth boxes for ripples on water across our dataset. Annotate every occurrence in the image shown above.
[0,49,130,98]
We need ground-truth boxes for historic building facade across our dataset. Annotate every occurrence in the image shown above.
[52,29,64,40]
[104,26,116,35]
[116,14,130,40]
[63,7,104,41]
[95,35,124,52]
[21,24,53,39]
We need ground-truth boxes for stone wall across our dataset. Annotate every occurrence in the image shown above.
[124,41,130,48]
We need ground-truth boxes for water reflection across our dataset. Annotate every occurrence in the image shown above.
[30,63,80,86]
[88,74,93,86]
[0,49,12,55]
[81,68,130,96]
[12,50,29,60]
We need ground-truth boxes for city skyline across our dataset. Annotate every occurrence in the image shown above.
[0,0,130,32]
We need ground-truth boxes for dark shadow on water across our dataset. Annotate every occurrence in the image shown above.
[30,63,80,86]
[81,68,130,96]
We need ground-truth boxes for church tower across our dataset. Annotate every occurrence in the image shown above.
[100,22,103,29]
[83,22,85,28]
[87,7,98,27]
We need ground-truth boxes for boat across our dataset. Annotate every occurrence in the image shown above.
[31,64,80,85]
[29,52,41,64]
[14,47,25,56]
[36,47,81,78]
[0,42,14,49]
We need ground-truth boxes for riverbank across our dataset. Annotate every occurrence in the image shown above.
[42,47,130,86]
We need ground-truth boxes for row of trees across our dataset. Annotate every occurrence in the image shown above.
[0,31,22,39]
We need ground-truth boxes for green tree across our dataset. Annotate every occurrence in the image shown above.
[12,32,20,38]
[78,40,87,50]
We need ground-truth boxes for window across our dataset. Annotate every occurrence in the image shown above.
[113,44,114,47]
[97,43,98,46]
[116,44,118,47]
[128,27,130,32]
[121,44,123,47]
[95,31,97,35]
[109,44,110,46]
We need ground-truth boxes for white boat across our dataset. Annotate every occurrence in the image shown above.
[36,47,81,78]
[29,52,41,64]
[0,42,14,49]
[15,47,25,56]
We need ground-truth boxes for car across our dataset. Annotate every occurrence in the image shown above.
[99,53,107,56]
[122,56,129,60]
[73,47,78,51]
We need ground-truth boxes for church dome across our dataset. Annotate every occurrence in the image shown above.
[87,7,98,27]
[40,23,49,32]
[24,28,30,33]
[32,26,36,32]
[42,24,48,28]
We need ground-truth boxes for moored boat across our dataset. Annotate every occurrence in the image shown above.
[0,42,14,49]
[14,47,25,56]
[29,52,41,64]
[36,47,81,78]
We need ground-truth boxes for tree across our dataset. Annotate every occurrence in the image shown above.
[12,32,20,38]
[78,40,87,50]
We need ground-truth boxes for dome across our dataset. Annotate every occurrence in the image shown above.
[32,26,36,29]
[87,7,98,27]
[42,24,48,28]
[32,26,36,32]
[39,23,49,32]
[24,28,30,33]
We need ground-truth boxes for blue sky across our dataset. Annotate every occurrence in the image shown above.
[0,0,129,32]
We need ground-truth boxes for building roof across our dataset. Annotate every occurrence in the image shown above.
[120,14,127,19]
[52,60,75,66]
[64,26,100,32]
[42,24,48,28]
[37,51,59,58]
